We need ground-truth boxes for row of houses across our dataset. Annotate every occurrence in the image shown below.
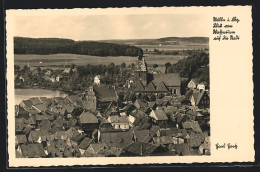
[15,88,210,158]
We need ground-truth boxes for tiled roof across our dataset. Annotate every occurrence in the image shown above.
[152,109,168,121]
[108,115,128,124]
[93,84,118,102]
[123,141,158,156]
[78,138,94,150]
[153,73,181,87]
[29,97,42,105]
[79,111,98,124]
[16,134,28,144]
[134,81,145,92]
[133,128,152,143]
[182,121,202,133]
[156,81,168,92]
[20,143,46,158]
[191,89,207,106]
[99,130,133,149]
[145,82,156,91]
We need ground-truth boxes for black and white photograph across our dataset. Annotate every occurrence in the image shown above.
[6,6,254,166]
[13,13,210,158]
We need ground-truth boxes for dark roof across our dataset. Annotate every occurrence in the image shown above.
[66,95,83,108]
[15,117,25,132]
[153,73,181,87]
[20,143,46,158]
[29,97,42,105]
[156,81,168,92]
[182,121,202,133]
[134,81,145,92]
[191,89,208,106]
[123,141,158,156]
[20,100,33,109]
[15,105,29,117]
[133,128,152,143]
[134,99,148,109]
[99,130,133,149]
[152,109,168,121]
[79,111,98,124]
[86,143,109,154]
[108,115,128,123]
[145,82,156,91]
[78,138,94,150]
[16,134,28,144]
[187,137,202,148]
[33,104,48,112]
[93,84,118,102]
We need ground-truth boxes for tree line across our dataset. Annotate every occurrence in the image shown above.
[166,51,209,84]
[14,37,142,56]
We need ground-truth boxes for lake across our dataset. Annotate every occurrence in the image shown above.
[15,88,68,105]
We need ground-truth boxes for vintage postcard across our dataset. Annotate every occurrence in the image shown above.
[6,6,254,167]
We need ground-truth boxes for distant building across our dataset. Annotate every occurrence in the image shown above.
[93,84,118,110]
[187,78,200,90]
[94,75,101,85]
[79,111,99,131]
[189,89,210,108]
[133,51,181,95]
[197,82,208,91]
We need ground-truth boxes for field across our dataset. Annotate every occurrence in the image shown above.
[136,44,209,51]
[14,53,187,73]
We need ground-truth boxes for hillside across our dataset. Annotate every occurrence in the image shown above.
[14,37,141,56]
[98,37,209,45]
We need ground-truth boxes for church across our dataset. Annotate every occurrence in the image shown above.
[133,51,181,96]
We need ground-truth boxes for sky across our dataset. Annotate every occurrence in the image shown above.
[13,14,209,41]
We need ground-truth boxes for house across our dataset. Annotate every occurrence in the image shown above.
[123,141,159,156]
[134,99,148,109]
[98,130,133,149]
[79,111,99,130]
[50,75,56,82]
[20,143,46,158]
[93,84,118,110]
[84,143,109,156]
[29,97,42,105]
[15,117,25,133]
[33,104,48,113]
[182,121,202,133]
[56,74,63,82]
[63,68,71,74]
[94,75,101,85]
[187,78,200,90]
[15,105,29,118]
[149,109,168,128]
[19,100,33,111]
[45,70,52,76]
[132,128,153,143]
[107,115,129,130]
[66,95,83,108]
[122,104,136,115]
[78,138,95,155]
[189,89,210,108]
[197,82,208,91]
[99,117,113,130]
[15,134,28,145]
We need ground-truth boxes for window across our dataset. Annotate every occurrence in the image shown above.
[173,89,176,94]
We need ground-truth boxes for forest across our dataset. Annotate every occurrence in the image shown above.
[167,51,209,84]
[14,37,141,56]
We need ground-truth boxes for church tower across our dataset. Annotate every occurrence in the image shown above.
[134,49,148,86]
[84,86,97,110]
